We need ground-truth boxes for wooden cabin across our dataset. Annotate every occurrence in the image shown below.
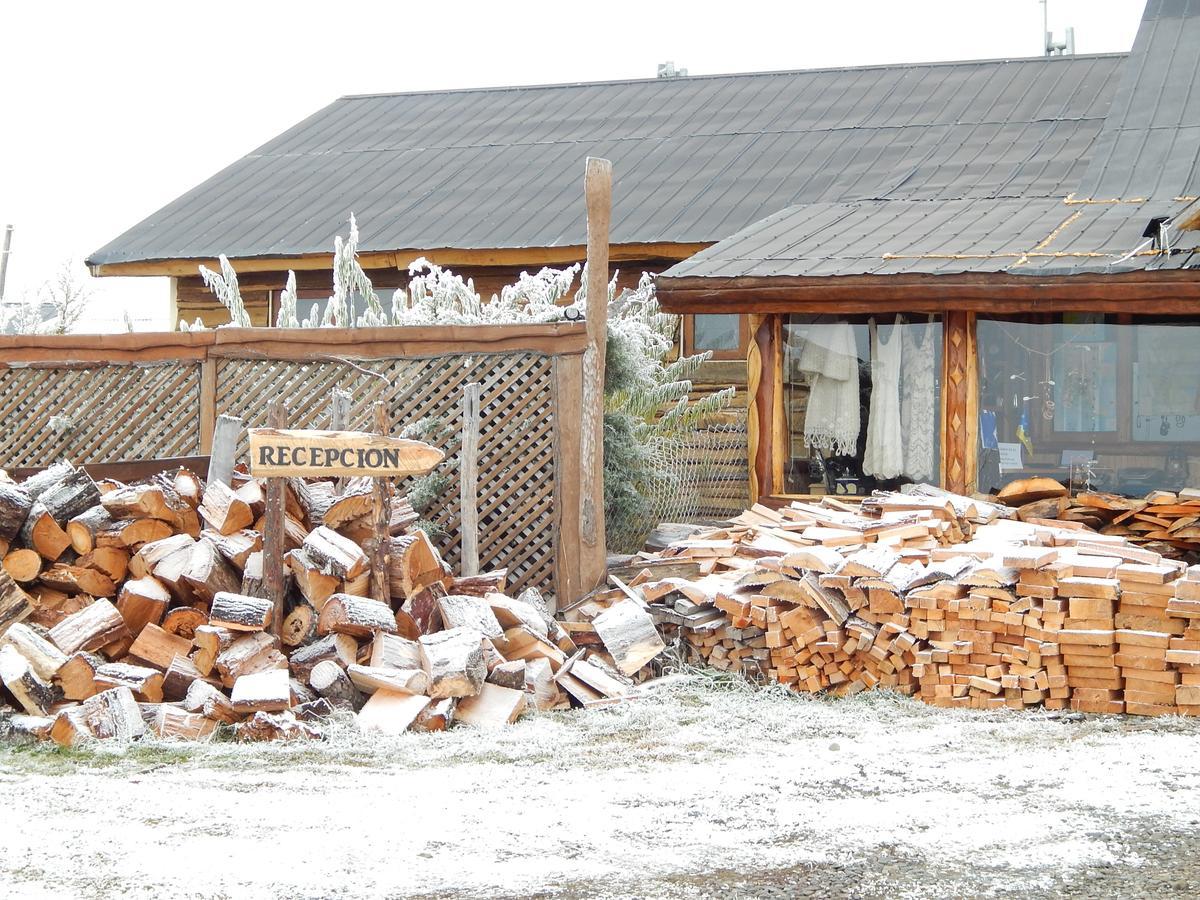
[657,0,1200,507]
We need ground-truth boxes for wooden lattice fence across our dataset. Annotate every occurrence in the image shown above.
[0,325,588,597]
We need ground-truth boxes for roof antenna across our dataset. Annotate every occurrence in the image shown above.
[657,61,688,79]
[1042,1,1075,56]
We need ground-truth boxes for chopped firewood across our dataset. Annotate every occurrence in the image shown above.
[129,623,192,671]
[78,546,130,582]
[116,576,170,635]
[404,583,446,634]
[308,658,362,710]
[0,483,33,551]
[203,529,261,571]
[239,551,266,598]
[447,570,507,597]
[455,683,526,728]
[128,535,191,582]
[173,468,204,507]
[322,480,374,530]
[388,531,450,599]
[235,710,320,742]
[347,664,430,696]
[0,644,55,714]
[198,480,255,536]
[48,598,128,655]
[3,548,41,583]
[20,504,71,561]
[437,593,503,639]
[213,632,282,686]
[101,483,199,537]
[369,632,422,670]
[154,706,217,741]
[523,657,567,710]
[58,651,104,700]
[183,679,239,724]
[94,662,164,702]
[492,625,566,671]
[419,627,486,698]
[289,633,358,681]
[161,655,204,702]
[285,549,340,611]
[161,606,208,640]
[411,696,454,732]
[281,602,318,648]
[50,686,145,746]
[231,667,291,713]
[210,591,273,632]
[66,505,114,554]
[181,538,241,604]
[40,563,116,598]
[0,569,33,639]
[356,689,430,735]
[0,622,67,681]
[996,477,1069,506]
[317,593,397,639]
[303,526,368,580]
[486,659,526,690]
[591,600,666,676]
[38,466,101,526]
[487,593,549,638]
[97,517,173,550]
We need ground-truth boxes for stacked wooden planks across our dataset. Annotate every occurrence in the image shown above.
[0,461,644,746]
[616,487,1200,716]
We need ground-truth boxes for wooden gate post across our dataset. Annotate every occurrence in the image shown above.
[460,382,481,577]
[263,397,288,637]
[369,401,392,605]
[580,156,612,592]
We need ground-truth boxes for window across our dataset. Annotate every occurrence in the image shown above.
[782,314,942,496]
[276,289,395,326]
[686,314,744,358]
[976,315,1200,498]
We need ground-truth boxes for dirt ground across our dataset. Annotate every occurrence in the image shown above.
[2,673,1200,899]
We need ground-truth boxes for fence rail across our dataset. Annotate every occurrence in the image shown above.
[0,325,588,597]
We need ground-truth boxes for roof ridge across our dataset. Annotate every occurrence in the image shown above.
[338,53,1129,102]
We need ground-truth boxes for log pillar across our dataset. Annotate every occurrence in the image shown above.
[941,310,978,496]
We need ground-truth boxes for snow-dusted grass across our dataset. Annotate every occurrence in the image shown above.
[2,673,1199,898]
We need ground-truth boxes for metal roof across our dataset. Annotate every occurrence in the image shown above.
[88,53,1125,268]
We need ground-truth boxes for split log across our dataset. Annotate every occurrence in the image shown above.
[58,651,104,700]
[101,483,199,537]
[289,677,317,706]
[131,533,194,593]
[285,549,340,610]
[198,480,255,535]
[0,483,33,549]
[94,662,164,702]
[202,529,261,571]
[369,632,422,670]
[161,655,204,702]
[309,658,363,709]
[0,569,33,639]
[235,710,320,741]
[240,551,265,598]
[173,468,204,507]
[78,546,129,582]
[97,517,173,550]
[323,480,374,530]
[492,625,566,672]
[48,598,128,655]
[116,576,170,634]
[347,664,430,696]
[356,689,429,734]
[281,602,317,648]
[183,679,239,724]
[39,467,101,525]
[161,606,208,640]
[20,461,76,499]
[0,622,67,681]
[154,706,217,741]
[129,622,192,671]
[405,583,447,634]
[303,526,368,579]
[419,627,486,699]
[411,696,454,732]
[525,656,568,711]
[215,632,285,687]
[437,594,503,639]
[20,504,71,561]
[3,549,41,583]
[487,659,526,690]
[231,667,291,713]
[589,599,666,676]
[289,633,358,681]
[0,644,55,714]
[50,686,145,746]
[388,531,451,600]
[293,697,334,722]
[5,713,55,744]
[181,539,241,605]
[487,593,549,638]
[317,593,397,639]
[210,592,273,632]
[448,570,507,597]
[455,683,526,729]
[192,625,236,677]
[234,478,265,517]
[40,564,116,598]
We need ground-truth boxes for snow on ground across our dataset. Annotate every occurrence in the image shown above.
[1,673,1199,899]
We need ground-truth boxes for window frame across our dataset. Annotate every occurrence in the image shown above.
[683,313,748,360]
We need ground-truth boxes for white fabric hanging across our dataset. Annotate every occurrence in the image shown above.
[863,316,905,479]
[797,322,860,457]
[900,319,937,481]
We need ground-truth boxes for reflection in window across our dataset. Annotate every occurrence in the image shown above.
[976,316,1200,498]
[692,314,741,352]
[293,289,395,326]
[783,315,942,496]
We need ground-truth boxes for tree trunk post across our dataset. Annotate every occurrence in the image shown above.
[581,157,611,591]
[264,398,287,637]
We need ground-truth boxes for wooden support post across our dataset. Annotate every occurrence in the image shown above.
[198,358,217,453]
[941,311,977,496]
[208,415,243,487]
[369,402,391,606]
[330,388,352,494]
[580,156,611,593]
[460,382,481,577]
[264,398,287,637]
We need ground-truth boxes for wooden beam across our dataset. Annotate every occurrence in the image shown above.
[459,382,481,577]
[580,158,612,592]
[369,402,391,606]
[940,311,977,495]
[208,415,243,487]
[263,398,287,638]
[91,242,711,278]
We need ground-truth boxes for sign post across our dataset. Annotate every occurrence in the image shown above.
[249,407,444,636]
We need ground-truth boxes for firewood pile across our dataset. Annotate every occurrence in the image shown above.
[995,476,1200,560]
[0,461,651,747]
[611,486,1200,716]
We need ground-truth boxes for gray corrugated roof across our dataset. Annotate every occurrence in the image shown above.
[88,53,1125,267]
[659,196,1200,279]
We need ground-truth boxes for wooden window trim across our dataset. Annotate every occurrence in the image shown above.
[684,313,749,360]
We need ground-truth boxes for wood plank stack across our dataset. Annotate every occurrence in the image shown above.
[0,461,641,747]
[614,485,1200,717]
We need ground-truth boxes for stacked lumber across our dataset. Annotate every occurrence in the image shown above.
[616,486,1200,716]
[1001,484,1200,558]
[0,461,640,746]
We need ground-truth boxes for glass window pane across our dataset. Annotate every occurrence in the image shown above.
[976,316,1200,499]
[692,314,740,351]
[782,314,941,495]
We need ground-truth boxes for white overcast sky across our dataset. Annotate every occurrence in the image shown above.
[0,0,1145,330]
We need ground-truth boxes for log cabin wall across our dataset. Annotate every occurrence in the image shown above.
[0,325,590,600]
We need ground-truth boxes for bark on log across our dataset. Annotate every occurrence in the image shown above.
[198,480,255,536]
[94,662,165,702]
[0,622,67,681]
[39,467,101,525]
[235,710,320,742]
[411,696,455,732]
[303,526,368,579]
[209,592,273,631]
[317,593,397,640]
[181,538,241,605]
[50,686,145,745]
[419,627,486,699]
[369,632,422,670]
[0,569,33,639]
[20,462,75,500]
[240,551,265,598]
[183,679,240,723]
[154,706,217,740]
[214,632,284,687]
[202,529,261,572]
[437,594,503,639]
[161,654,204,702]
[346,664,430,696]
[0,483,33,548]
[309,659,362,710]
[0,643,55,714]
[101,483,199,537]
[48,598,128,655]
[289,632,357,681]
[20,504,71,561]
[388,531,450,600]
[231,667,291,713]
